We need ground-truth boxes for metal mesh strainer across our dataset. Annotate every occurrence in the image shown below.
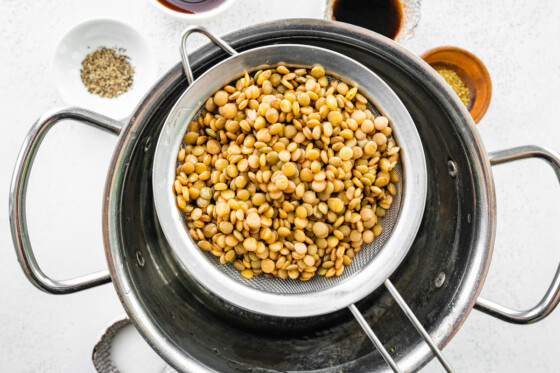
[203,164,402,295]
[153,27,452,372]
[178,97,403,294]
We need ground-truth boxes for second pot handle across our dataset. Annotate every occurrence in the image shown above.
[9,107,122,294]
[179,25,237,85]
[475,145,560,324]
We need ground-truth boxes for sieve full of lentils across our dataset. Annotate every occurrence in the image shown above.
[173,64,400,281]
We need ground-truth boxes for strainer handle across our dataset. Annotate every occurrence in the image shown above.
[475,145,560,324]
[9,107,122,294]
[179,25,238,85]
[384,279,454,372]
[348,304,402,373]
[350,286,455,373]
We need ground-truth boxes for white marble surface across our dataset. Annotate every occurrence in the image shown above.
[1,0,560,372]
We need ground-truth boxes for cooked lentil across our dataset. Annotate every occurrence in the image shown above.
[173,64,400,281]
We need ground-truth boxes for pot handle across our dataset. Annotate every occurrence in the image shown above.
[475,145,560,324]
[9,107,122,294]
[179,25,237,85]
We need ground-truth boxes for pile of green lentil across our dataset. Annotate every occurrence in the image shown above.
[173,64,400,281]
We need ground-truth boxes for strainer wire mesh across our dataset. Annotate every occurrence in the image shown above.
[178,85,403,295]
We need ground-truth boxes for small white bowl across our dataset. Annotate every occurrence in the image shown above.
[147,0,237,22]
[52,18,158,120]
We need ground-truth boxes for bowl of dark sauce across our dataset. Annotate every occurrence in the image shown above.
[149,0,237,21]
[324,0,421,44]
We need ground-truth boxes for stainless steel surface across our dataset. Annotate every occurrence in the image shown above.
[153,36,427,318]
[348,303,402,373]
[9,106,121,294]
[475,145,560,324]
[17,18,556,373]
[180,25,237,85]
[103,19,496,372]
[384,279,454,372]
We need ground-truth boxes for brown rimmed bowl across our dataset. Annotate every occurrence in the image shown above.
[421,46,492,124]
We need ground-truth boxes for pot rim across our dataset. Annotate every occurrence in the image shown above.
[102,18,495,373]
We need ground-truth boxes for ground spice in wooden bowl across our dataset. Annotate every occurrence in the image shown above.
[80,47,134,98]
[435,67,470,107]
[420,46,492,124]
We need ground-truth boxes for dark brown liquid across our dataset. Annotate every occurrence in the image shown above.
[332,0,402,40]
[156,0,227,14]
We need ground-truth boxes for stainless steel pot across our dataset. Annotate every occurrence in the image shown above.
[10,19,560,372]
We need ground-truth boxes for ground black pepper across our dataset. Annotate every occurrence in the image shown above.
[80,47,134,98]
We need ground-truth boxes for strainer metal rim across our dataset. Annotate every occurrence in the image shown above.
[152,43,427,318]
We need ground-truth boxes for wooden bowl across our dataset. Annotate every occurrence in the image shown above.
[420,46,492,124]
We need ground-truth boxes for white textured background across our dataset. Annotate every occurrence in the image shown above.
[1,0,560,372]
